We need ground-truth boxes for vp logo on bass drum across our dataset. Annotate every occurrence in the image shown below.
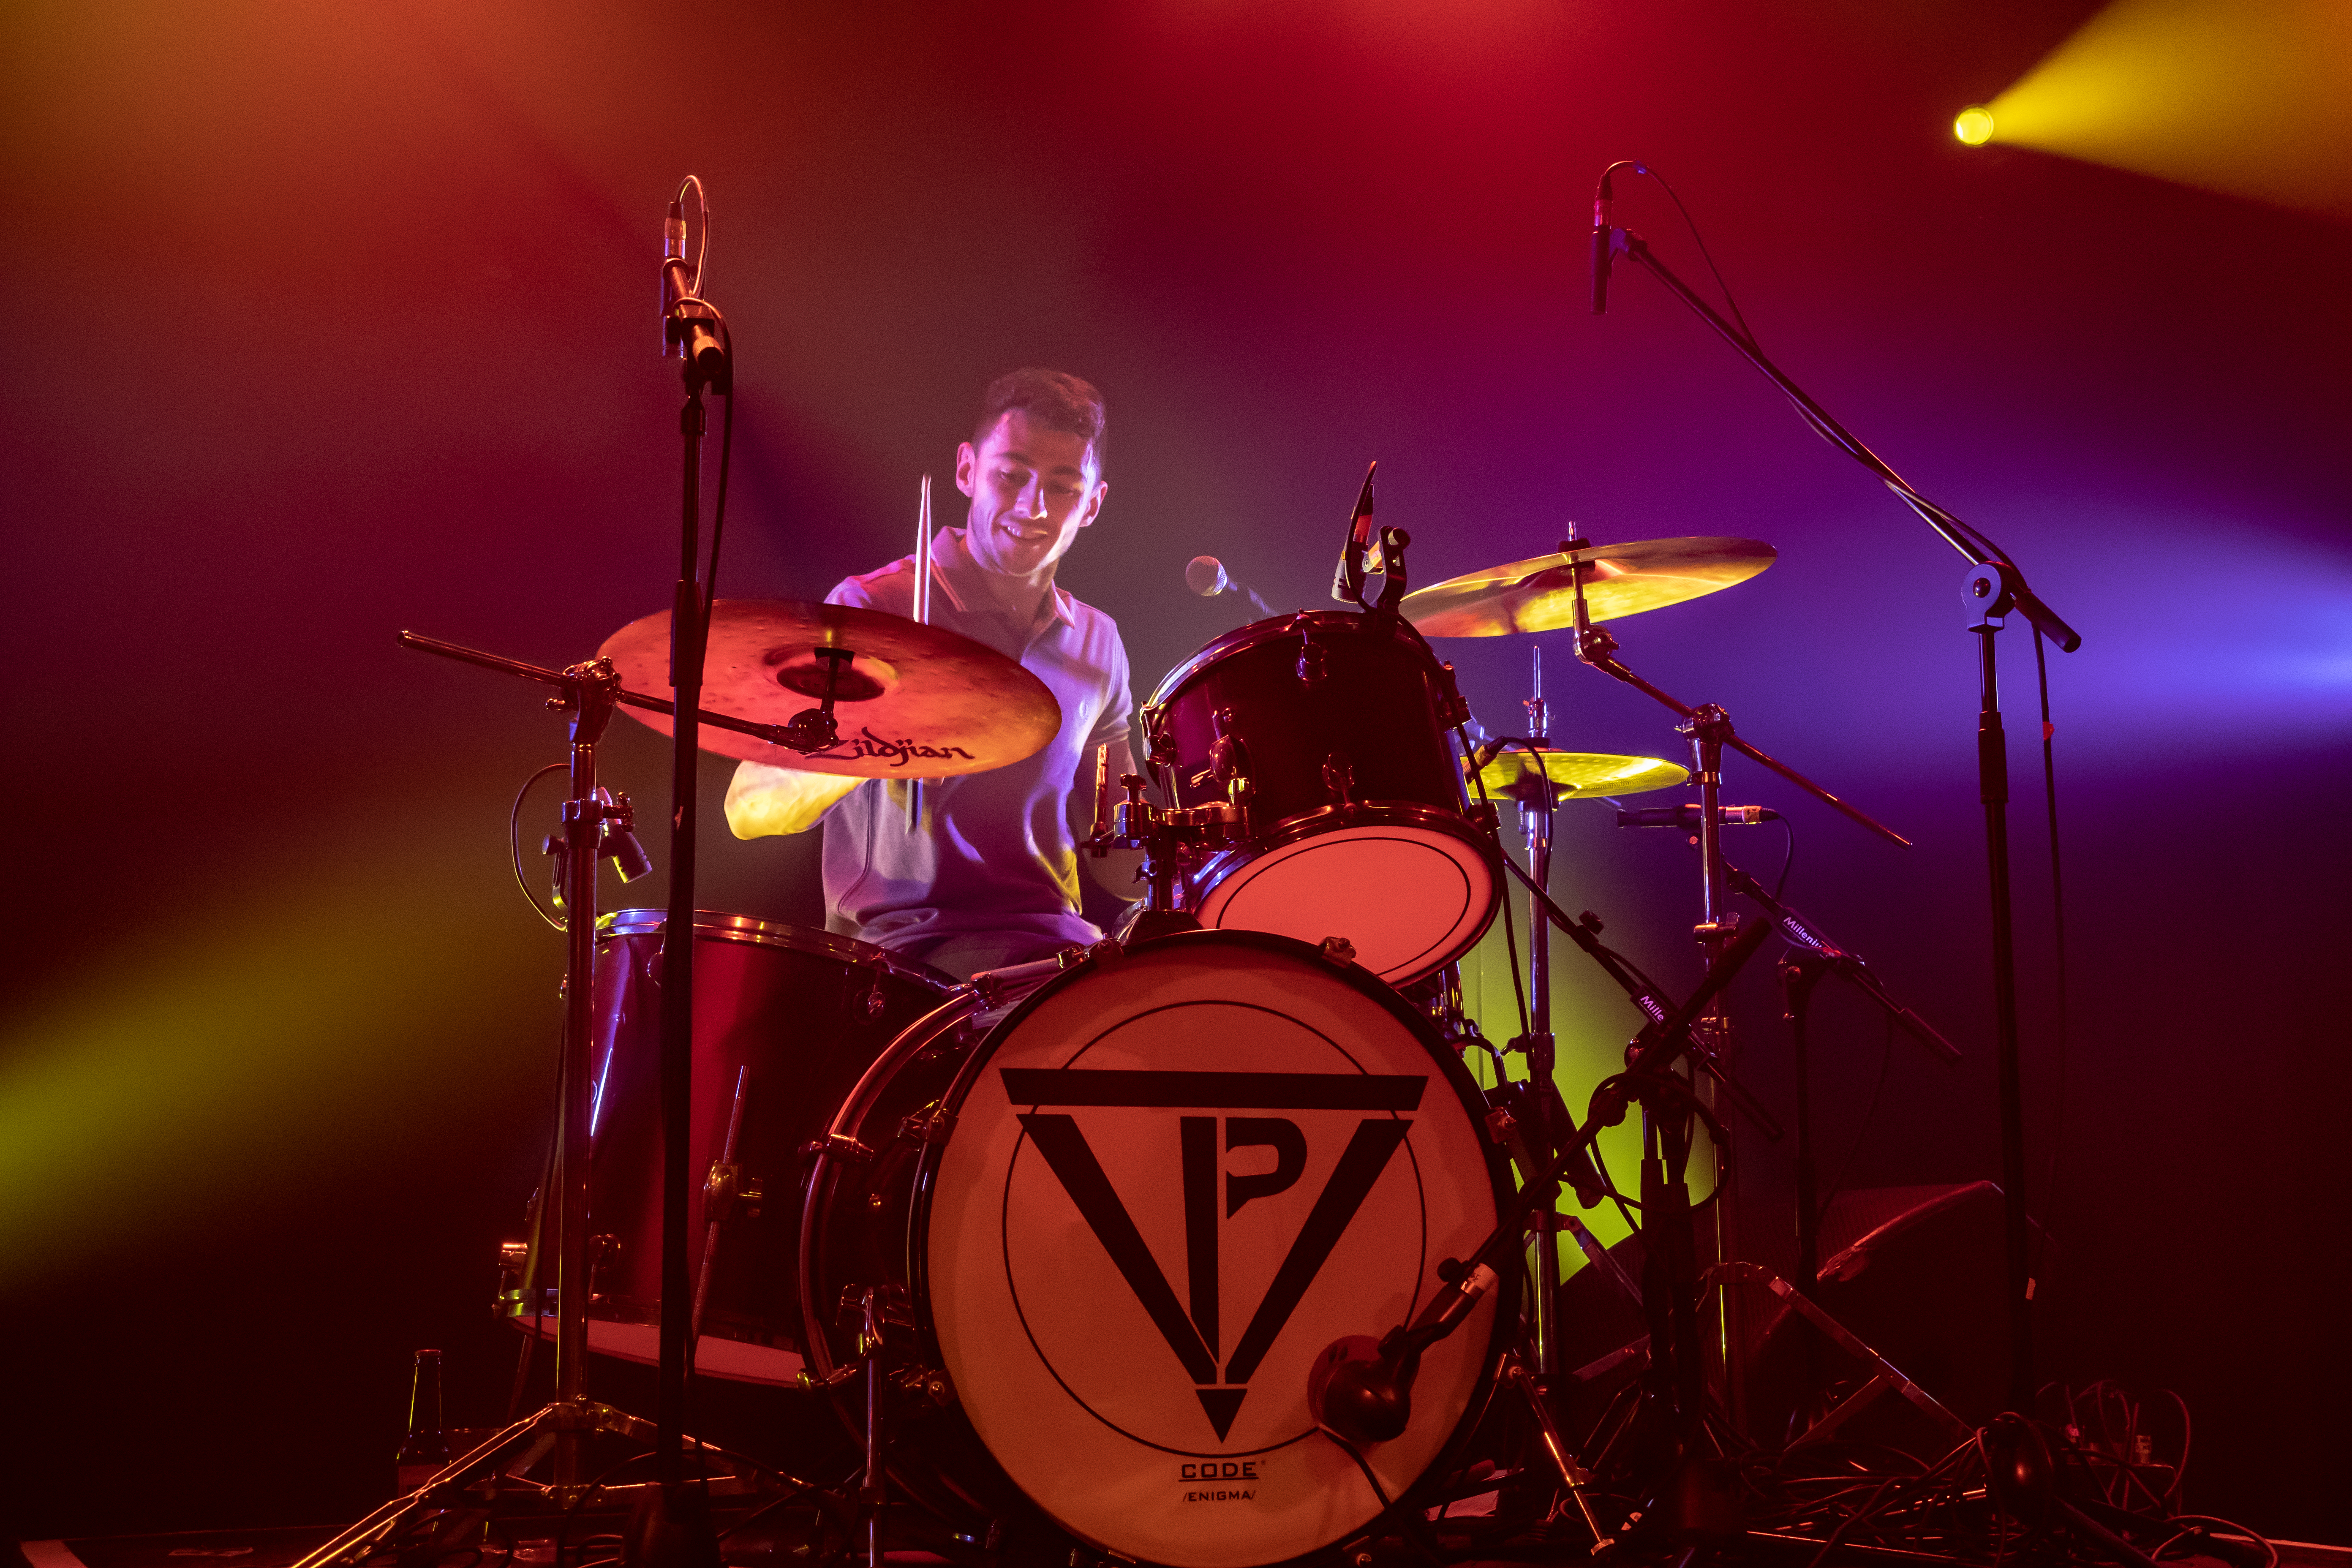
[1001,1067,1426,1442]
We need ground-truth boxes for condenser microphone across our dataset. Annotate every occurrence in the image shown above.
[1186,555,1274,617]
[1616,803,1782,830]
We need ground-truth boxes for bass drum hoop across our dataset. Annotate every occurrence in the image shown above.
[796,985,987,1386]
[814,928,1519,1567]
[1186,801,1499,983]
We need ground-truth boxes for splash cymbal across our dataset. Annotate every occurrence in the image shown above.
[1404,536,1776,637]
[599,599,1061,777]
[1467,747,1690,802]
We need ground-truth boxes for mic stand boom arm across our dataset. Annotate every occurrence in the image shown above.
[1609,228,2079,651]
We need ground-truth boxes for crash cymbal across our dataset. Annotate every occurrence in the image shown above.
[1467,747,1690,802]
[1404,536,1776,638]
[599,599,1061,777]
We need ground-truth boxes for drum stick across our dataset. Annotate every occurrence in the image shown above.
[906,476,932,828]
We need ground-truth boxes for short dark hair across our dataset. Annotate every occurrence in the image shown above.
[973,368,1107,470]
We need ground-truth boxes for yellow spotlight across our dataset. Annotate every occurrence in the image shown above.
[1954,106,1996,145]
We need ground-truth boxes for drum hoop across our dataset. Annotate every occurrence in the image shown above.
[1145,608,1425,708]
[599,906,951,990]
[902,927,1521,1514]
[796,984,988,1384]
[1192,799,1498,879]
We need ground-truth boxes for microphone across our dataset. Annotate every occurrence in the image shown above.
[1616,803,1781,830]
[1331,462,1377,606]
[1590,167,1618,316]
[1309,1262,1499,1446]
[660,182,730,392]
[1185,556,1274,617]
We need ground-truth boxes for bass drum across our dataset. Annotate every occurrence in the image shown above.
[800,930,1514,1568]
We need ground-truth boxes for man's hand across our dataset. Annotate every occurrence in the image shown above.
[726,760,862,838]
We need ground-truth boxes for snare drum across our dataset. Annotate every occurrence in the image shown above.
[513,910,948,1385]
[1146,611,1498,983]
[800,930,1514,1568]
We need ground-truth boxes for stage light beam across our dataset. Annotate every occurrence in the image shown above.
[1974,0,2352,216]
[1954,107,1996,146]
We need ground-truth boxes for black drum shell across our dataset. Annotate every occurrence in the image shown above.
[1146,610,1466,829]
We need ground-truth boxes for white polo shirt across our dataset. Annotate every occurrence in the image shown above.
[819,525,1134,978]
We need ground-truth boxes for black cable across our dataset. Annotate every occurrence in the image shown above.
[2155,1516,2275,1568]
[1774,812,1797,901]
[1317,1426,1443,1567]
[1619,161,1757,347]
[2032,627,2069,1283]
[701,324,735,618]
[511,762,571,931]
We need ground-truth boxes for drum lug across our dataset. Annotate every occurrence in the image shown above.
[1321,750,1356,807]
[804,1132,877,1165]
[1318,935,1358,967]
[891,1364,957,1408]
[1483,1106,1518,1147]
[837,1283,914,1345]
[1293,614,1328,686]
[1434,659,1472,730]
[898,1104,957,1146]
[704,1160,763,1222]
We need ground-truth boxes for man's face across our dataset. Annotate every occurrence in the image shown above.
[956,410,1106,580]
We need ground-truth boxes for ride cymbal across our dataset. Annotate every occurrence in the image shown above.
[1467,748,1690,802]
[1404,536,1776,637]
[599,599,1061,777]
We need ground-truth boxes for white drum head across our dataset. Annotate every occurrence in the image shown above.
[1196,824,1494,983]
[923,936,1503,1568]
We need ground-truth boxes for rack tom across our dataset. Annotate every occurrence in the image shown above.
[1145,611,1497,983]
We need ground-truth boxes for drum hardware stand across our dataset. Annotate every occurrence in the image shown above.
[1316,915,1774,1546]
[1501,1353,1616,1552]
[1511,644,1571,1388]
[691,1065,761,1345]
[1087,740,1248,942]
[1595,192,2079,1411]
[1554,536,1908,1445]
[299,642,784,1568]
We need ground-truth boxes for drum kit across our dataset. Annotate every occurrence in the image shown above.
[302,492,1986,1568]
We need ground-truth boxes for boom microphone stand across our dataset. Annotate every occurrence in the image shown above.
[1594,186,2080,1406]
[653,177,732,1555]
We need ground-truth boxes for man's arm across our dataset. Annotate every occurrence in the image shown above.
[726,760,862,838]
[1079,735,1148,901]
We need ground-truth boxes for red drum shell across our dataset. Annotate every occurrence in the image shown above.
[536,910,947,1384]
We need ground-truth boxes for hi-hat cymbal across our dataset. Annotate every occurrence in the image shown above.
[1467,748,1690,802]
[599,599,1061,777]
[1404,536,1776,637]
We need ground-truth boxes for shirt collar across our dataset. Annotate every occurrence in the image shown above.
[932,525,1076,634]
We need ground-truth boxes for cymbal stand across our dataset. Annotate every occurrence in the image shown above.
[295,641,782,1568]
[1514,644,1568,1383]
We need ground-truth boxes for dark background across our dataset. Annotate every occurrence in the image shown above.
[4,0,2347,1544]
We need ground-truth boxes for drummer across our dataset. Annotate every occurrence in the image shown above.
[724,368,1143,979]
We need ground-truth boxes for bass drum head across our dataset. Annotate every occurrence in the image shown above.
[1192,812,1495,984]
[919,931,1509,1568]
